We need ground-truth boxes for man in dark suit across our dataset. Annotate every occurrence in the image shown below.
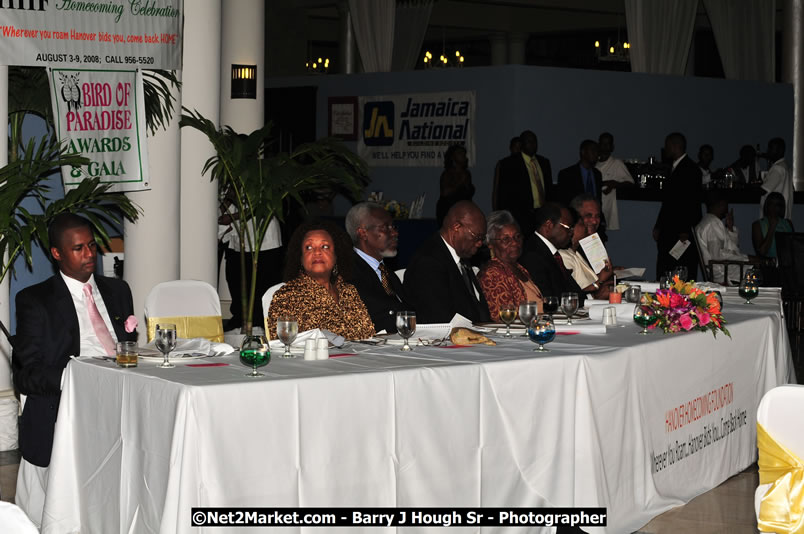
[13,213,137,526]
[404,201,491,324]
[345,202,409,332]
[496,130,554,235]
[557,139,607,241]
[653,132,703,279]
[520,202,587,306]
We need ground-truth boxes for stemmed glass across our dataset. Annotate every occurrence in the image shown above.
[155,323,177,368]
[560,292,579,325]
[739,270,759,304]
[240,334,270,377]
[499,304,517,338]
[633,295,658,335]
[396,311,416,352]
[277,316,299,358]
[673,266,688,282]
[528,315,556,352]
[542,296,559,319]
[518,301,538,337]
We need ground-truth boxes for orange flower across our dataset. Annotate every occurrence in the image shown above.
[656,292,672,307]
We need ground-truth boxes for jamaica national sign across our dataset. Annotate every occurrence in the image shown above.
[358,91,476,167]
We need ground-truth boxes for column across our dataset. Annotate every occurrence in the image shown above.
[180,0,221,285]
[124,86,181,343]
[221,0,264,133]
[0,65,13,418]
[783,0,804,191]
[338,0,356,74]
[489,32,507,65]
[507,32,529,65]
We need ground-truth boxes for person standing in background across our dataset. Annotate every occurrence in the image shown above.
[436,144,474,227]
[596,132,633,231]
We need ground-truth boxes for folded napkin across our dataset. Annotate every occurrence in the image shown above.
[587,302,635,321]
[143,337,234,356]
[268,328,345,350]
[636,282,661,293]
[554,323,607,335]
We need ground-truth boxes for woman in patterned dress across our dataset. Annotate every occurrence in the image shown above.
[477,210,544,320]
[267,221,375,340]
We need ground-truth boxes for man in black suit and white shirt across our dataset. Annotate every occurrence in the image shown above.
[520,202,587,307]
[557,139,607,241]
[653,132,703,279]
[496,130,554,235]
[404,201,491,324]
[12,213,137,526]
[345,202,409,333]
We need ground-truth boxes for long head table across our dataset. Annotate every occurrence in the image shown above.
[41,289,794,533]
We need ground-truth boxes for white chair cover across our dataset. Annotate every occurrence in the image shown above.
[144,280,223,341]
[261,282,286,333]
[0,500,39,533]
[755,384,804,530]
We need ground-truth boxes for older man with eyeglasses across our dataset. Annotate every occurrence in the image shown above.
[520,202,587,307]
[345,202,410,333]
[404,200,491,324]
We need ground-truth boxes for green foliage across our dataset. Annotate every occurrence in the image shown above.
[0,136,140,283]
[142,70,180,135]
[180,108,369,333]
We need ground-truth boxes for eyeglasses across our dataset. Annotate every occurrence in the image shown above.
[492,235,523,246]
[557,222,572,231]
[462,224,486,244]
[363,224,398,233]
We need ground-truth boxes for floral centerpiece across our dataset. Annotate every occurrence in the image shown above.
[643,276,730,337]
[367,192,410,219]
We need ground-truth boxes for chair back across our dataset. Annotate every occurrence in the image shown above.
[777,232,804,296]
[692,225,711,282]
[144,280,223,342]
[755,385,804,529]
[261,282,285,333]
[0,502,38,533]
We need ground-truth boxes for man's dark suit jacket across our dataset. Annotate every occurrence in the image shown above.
[556,163,603,206]
[12,274,136,467]
[654,155,703,279]
[347,250,409,333]
[403,234,491,324]
[496,153,554,235]
[520,234,586,307]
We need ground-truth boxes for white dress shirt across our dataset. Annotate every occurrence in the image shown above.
[694,213,748,285]
[760,158,793,219]
[596,156,633,230]
[60,272,118,356]
[441,236,480,301]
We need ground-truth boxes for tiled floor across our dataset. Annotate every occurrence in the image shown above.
[0,331,799,532]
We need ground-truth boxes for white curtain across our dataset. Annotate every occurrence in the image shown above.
[703,0,775,82]
[392,0,434,71]
[348,0,395,72]
[625,0,699,75]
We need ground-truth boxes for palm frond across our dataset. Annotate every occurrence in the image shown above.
[143,69,181,134]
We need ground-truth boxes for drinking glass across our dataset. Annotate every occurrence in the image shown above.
[560,292,579,325]
[396,311,416,352]
[739,270,759,304]
[528,315,556,352]
[673,266,688,282]
[633,296,658,335]
[116,341,138,368]
[518,301,538,336]
[542,296,559,320]
[624,284,642,303]
[499,304,517,338]
[276,316,299,358]
[155,323,177,368]
[240,334,270,377]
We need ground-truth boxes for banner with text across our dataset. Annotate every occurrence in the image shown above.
[358,91,475,167]
[0,0,183,69]
[50,68,150,192]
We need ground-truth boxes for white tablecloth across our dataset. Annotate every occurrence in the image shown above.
[41,290,794,533]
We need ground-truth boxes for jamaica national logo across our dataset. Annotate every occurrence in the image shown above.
[58,72,82,112]
[363,101,394,146]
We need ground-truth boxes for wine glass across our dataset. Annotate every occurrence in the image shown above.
[528,315,556,352]
[155,323,177,368]
[499,304,517,338]
[673,266,688,282]
[633,296,658,334]
[560,292,579,325]
[518,301,538,336]
[276,315,299,358]
[542,296,559,319]
[240,334,270,377]
[739,270,759,304]
[396,311,416,352]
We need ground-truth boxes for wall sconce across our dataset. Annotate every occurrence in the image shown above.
[231,64,256,99]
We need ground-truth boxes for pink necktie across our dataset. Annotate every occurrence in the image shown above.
[83,283,116,356]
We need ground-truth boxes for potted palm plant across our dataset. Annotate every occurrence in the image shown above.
[180,109,369,335]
